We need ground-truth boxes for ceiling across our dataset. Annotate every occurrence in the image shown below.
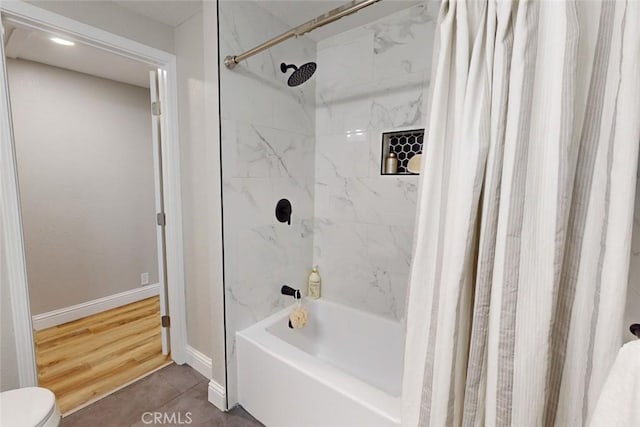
[1,1,420,89]
[253,0,421,41]
[3,22,154,88]
[113,0,202,28]
[106,0,420,41]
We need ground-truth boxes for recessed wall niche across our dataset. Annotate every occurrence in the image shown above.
[380,128,424,175]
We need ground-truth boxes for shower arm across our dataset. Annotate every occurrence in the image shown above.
[224,0,381,69]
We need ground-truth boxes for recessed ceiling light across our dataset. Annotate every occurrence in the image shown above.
[50,37,75,46]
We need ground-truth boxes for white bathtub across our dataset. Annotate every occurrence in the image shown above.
[236,299,404,427]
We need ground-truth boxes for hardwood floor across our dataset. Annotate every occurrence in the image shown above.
[34,296,172,414]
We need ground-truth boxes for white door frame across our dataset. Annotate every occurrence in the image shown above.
[0,1,188,387]
[149,69,171,356]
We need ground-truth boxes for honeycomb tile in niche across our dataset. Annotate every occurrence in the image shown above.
[381,128,425,174]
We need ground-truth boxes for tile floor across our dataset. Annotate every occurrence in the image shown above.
[61,363,262,427]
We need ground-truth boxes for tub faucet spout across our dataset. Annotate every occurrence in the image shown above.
[281,285,301,300]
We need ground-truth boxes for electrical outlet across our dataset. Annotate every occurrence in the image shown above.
[141,272,149,286]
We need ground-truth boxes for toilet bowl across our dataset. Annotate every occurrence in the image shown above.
[0,387,60,427]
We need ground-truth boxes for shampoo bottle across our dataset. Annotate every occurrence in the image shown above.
[308,267,321,299]
[385,151,398,174]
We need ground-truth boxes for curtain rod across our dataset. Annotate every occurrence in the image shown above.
[224,0,382,69]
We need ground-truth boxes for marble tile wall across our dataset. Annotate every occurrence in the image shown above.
[313,3,437,320]
[220,0,438,405]
[219,1,316,405]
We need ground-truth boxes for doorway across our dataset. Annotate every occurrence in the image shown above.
[0,2,187,415]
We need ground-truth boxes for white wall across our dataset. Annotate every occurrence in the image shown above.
[7,59,158,315]
[173,2,227,390]
[202,0,226,388]
[174,9,216,367]
[313,4,437,320]
[25,0,175,53]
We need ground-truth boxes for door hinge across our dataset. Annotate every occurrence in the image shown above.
[157,212,166,226]
[152,101,161,116]
[161,315,170,327]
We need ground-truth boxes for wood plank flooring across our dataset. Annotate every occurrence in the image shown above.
[35,296,171,414]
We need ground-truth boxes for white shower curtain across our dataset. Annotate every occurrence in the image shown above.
[403,1,640,426]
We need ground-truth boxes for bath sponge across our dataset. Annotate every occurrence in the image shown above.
[289,306,309,329]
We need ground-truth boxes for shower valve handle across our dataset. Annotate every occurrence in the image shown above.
[275,199,292,225]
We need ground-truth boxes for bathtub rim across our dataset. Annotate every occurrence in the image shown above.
[236,298,402,425]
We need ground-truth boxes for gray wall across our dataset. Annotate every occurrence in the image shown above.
[8,59,158,315]
[313,4,436,320]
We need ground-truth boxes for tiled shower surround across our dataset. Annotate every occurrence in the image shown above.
[219,0,316,405]
[220,1,437,405]
[313,3,436,320]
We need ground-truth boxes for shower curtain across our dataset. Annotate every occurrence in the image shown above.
[403,1,640,426]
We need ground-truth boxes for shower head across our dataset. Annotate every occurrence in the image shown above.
[280,62,317,87]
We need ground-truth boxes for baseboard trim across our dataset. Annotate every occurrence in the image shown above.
[208,379,227,412]
[185,345,212,378]
[32,284,160,330]
[184,346,226,411]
